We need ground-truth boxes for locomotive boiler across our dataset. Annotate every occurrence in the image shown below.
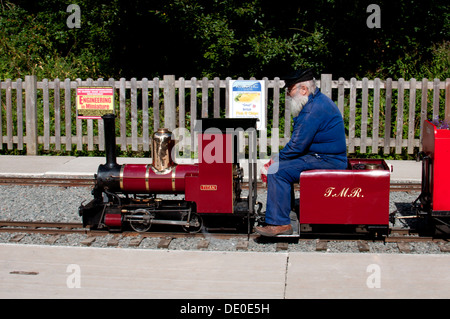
[79,114,260,233]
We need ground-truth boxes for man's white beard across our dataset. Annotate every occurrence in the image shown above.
[287,94,309,118]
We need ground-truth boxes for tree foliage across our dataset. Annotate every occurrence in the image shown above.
[0,0,120,79]
[0,0,448,80]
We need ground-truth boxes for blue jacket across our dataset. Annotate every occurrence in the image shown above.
[279,88,347,162]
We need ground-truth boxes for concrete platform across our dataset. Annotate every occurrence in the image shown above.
[0,155,422,184]
[285,253,450,299]
[0,244,286,299]
[385,160,422,184]
[0,155,149,179]
[1,244,449,299]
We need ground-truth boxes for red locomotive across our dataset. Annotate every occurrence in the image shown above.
[79,115,260,233]
[79,114,392,237]
[414,120,450,235]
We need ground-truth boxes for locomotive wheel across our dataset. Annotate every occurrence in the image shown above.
[129,209,153,232]
[182,213,203,233]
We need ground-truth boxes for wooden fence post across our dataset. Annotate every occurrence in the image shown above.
[320,74,332,98]
[163,75,176,131]
[25,75,38,155]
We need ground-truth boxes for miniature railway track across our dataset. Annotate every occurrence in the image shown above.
[0,221,87,234]
[1,220,448,253]
[0,176,421,191]
[0,177,95,187]
[0,220,419,239]
[389,183,422,192]
[0,220,251,239]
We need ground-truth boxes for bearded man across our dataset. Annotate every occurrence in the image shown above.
[255,68,348,237]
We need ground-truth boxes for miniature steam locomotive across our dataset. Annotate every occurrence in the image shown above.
[79,115,260,234]
[79,114,396,237]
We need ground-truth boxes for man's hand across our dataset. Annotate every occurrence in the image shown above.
[260,159,274,184]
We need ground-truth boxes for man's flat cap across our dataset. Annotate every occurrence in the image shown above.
[282,68,315,88]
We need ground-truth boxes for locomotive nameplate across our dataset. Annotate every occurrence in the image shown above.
[200,185,218,191]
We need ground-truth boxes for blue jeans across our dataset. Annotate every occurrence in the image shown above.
[265,154,347,225]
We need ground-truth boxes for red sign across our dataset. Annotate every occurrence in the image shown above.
[76,87,114,119]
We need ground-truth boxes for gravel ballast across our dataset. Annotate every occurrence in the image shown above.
[0,184,447,253]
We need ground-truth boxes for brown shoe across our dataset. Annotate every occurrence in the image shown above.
[255,224,293,237]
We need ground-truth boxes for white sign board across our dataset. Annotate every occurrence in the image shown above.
[228,80,265,130]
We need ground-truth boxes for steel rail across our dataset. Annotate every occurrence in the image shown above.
[0,220,445,242]
[0,221,87,234]
[0,177,95,187]
[0,220,248,239]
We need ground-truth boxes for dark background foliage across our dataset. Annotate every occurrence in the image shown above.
[1,0,448,80]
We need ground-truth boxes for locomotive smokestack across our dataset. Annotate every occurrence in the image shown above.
[95,113,121,193]
[102,113,118,168]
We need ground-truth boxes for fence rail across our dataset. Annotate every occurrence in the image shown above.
[1,74,449,157]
